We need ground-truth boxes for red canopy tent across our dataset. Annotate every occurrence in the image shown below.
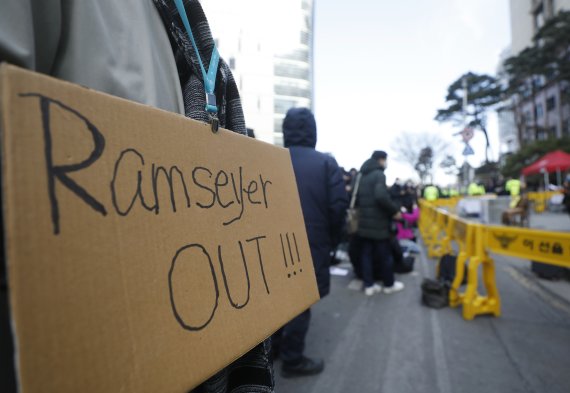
[521,150,570,176]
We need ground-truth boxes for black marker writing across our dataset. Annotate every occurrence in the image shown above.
[20,93,107,235]
[168,244,220,331]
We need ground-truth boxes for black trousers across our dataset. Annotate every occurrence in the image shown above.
[273,308,311,365]
[1,287,16,393]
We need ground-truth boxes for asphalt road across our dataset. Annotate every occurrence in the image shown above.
[274,241,570,393]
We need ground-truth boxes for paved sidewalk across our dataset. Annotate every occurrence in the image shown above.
[516,211,570,304]
[274,238,570,393]
[529,211,570,232]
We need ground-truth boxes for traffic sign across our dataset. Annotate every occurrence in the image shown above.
[461,127,474,143]
[463,143,474,156]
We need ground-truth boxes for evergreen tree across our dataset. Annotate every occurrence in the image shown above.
[435,72,502,162]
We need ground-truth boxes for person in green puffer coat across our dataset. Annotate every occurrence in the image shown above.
[356,151,405,296]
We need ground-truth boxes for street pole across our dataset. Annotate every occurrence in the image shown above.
[462,76,469,190]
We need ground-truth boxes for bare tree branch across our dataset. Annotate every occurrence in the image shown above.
[391,131,451,183]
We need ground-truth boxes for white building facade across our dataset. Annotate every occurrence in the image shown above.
[201,0,314,145]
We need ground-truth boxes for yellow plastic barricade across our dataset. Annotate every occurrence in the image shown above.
[419,200,455,259]
[419,197,570,321]
[418,200,436,243]
[419,199,570,320]
[485,226,570,269]
[446,218,501,320]
[427,209,449,258]
[527,191,562,213]
[430,197,460,209]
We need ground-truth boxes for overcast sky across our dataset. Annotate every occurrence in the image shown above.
[313,0,511,184]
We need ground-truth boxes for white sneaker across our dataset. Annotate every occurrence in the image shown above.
[383,281,404,294]
[364,283,382,296]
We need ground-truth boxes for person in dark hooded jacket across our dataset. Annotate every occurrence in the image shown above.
[272,107,348,378]
[357,151,405,296]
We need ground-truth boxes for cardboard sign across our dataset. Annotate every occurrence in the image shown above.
[0,65,319,393]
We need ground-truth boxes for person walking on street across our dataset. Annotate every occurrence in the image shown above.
[273,107,348,377]
[356,151,404,296]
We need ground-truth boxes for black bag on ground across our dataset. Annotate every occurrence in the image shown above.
[531,261,567,280]
[421,278,449,309]
[394,256,415,273]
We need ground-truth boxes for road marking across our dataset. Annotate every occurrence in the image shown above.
[419,242,452,393]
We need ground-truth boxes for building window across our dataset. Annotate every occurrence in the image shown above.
[274,63,310,80]
[276,49,309,62]
[300,31,310,46]
[534,4,545,31]
[304,15,311,30]
[524,110,532,124]
[546,96,556,111]
[564,119,570,137]
[274,84,311,99]
[535,103,544,119]
[274,118,284,133]
[548,126,557,139]
[274,98,298,115]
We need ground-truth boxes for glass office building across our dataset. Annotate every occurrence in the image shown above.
[201,0,314,146]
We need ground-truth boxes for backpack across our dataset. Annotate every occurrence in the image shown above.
[421,278,449,309]
[437,254,467,286]
[438,254,457,284]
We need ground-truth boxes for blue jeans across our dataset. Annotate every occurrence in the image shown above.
[359,238,395,288]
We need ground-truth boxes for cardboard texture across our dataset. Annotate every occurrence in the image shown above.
[0,65,319,393]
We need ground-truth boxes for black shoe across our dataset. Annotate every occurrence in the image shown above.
[281,356,324,378]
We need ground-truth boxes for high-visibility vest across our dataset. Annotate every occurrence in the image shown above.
[467,183,479,196]
[505,179,521,196]
[424,186,439,201]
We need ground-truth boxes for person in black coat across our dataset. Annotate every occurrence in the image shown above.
[273,107,348,378]
[356,151,404,296]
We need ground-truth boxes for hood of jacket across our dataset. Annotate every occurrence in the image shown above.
[360,158,384,175]
[283,107,317,148]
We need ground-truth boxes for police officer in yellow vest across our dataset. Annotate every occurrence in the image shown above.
[505,178,521,197]
[505,178,521,208]
[467,182,479,196]
[424,185,439,201]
